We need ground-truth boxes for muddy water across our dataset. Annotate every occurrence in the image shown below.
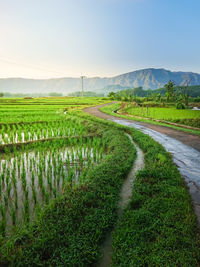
[98,134,144,267]
[0,145,103,233]
[0,128,77,144]
[111,118,200,222]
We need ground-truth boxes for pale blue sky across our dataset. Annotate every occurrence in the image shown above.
[0,0,200,78]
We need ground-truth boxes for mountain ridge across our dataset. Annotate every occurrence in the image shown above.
[1,68,200,95]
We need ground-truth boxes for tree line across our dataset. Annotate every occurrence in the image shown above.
[108,81,200,108]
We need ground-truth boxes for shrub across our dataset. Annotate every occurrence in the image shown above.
[176,102,186,109]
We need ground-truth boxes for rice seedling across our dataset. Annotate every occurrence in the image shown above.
[0,135,105,234]
[0,116,91,145]
[10,207,16,226]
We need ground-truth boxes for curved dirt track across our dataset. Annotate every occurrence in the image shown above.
[84,104,200,223]
[85,104,200,151]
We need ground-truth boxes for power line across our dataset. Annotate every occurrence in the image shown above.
[0,57,68,76]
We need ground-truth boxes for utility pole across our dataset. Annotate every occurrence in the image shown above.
[80,76,86,97]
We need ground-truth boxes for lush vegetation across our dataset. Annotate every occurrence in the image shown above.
[0,97,135,266]
[108,84,200,99]
[101,103,200,136]
[0,97,109,123]
[0,96,199,266]
[0,117,89,145]
[112,127,200,266]
[0,118,136,266]
[0,135,105,235]
[125,106,200,128]
[106,81,200,130]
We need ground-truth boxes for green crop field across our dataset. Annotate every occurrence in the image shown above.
[0,97,110,236]
[101,103,200,134]
[126,106,200,120]
[0,97,109,123]
[125,106,200,127]
[0,97,200,266]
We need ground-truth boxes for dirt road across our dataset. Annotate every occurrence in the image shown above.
[84,104,200,223]
[84,104,200,151]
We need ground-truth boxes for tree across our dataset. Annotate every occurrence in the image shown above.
[164,80,175,101]
[0,93,4,97]
[107,91,116,99]
[156,93,161,102]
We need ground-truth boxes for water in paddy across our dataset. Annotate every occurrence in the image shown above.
[0,128,78,144]
[0,145,103,233]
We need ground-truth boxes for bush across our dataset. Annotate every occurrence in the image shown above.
[176,102,186,109]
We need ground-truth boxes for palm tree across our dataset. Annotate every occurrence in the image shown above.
[164,80,175,101]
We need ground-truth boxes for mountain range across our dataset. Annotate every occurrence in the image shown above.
[1,68,200,95]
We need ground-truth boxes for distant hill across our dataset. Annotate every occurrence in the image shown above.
[1,68,200,95]
[107,68,200,90]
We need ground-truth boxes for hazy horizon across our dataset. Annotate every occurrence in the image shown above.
[1,0,200,79]
[1,67,200,80]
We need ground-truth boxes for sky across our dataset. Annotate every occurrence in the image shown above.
[0,0,200,78]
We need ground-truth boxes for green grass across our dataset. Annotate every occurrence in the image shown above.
[1,98,200,266]
[111,127,200,266]
[0,122,136,266]
[126,106,200,128]
[127,106,200,120]
[0,96,109,105]
[67,109,200,266]
[0,97,110,123]
[100,103,200,136]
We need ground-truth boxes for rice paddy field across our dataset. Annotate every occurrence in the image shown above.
[0,97,109,236]
[125,106,200,128]
[101,103,200,135]
[0,137,104,233]
[0,97,200,266]
[0,97,108,123]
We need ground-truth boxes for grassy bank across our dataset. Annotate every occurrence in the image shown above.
[112,127,200,266]
[70,109,200,266]
[1,103,200,266]
[126,106,200,128]
[100,103,200,136]
[0,118,136,266]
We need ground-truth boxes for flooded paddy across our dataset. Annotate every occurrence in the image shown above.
[0,137,104,235]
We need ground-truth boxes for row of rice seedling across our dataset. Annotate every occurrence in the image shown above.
[0,97,109,124]
[100,103,200,134]
[0,106,66,124]
[125,106,200,120]
[0,136,105,236]
[123,106,200,129]
[0,117,89,144]
[0,121,136,266]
